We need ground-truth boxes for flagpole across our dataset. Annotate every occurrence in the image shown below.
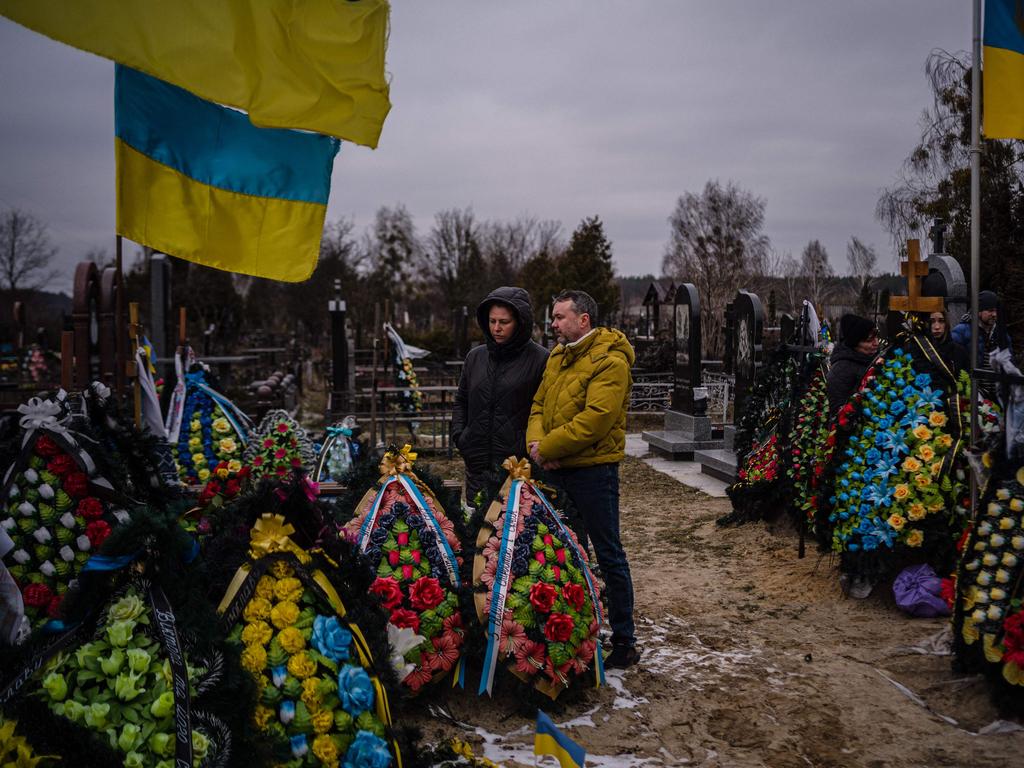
[970,0,982,509]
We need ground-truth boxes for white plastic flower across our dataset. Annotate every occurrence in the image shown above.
[39,560,55,577]
[76,535,91,551]
[112,509,131,524]
[23,469,39,485]
[12,549,29,564]
[38,483,54,500]
[32,527,52,544]
[59,545,75,562]
[90,381,112,401]
[18,502,35,517]
[387,623,424,681]
[1,517,14,531]
[60,512,76,529]
[8,486,19,499]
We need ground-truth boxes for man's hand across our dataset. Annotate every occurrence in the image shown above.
[529,441,542,463]
[541,459,561,470]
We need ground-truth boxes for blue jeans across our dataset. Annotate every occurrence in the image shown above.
[549,463,635,648]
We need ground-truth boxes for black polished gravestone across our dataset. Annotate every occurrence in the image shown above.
[732,289,765,426]
[670,282,703,415]
[642,282,722,459]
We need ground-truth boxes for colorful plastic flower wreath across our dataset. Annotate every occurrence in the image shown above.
[244,410,315,482]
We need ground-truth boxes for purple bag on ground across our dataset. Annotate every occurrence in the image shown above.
[893,564,950,618]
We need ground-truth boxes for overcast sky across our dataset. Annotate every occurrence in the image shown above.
[0,2,971,293]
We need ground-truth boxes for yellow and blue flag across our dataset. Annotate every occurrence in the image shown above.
[115,65,339,282]
[984,0,1024,138]
[534,710,586,768]
[0,0,391,147]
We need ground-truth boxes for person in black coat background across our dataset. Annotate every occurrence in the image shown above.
[928,310,970,374]
[452,286,549,506]
[826,314,879,417]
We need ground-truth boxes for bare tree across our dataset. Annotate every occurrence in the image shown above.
[779,254,802,316]
[800,239,834,309]
[846,236,877,314]
[661,180,770,358]
[0,207,59,292]
[425,207,485,311]
[480,215,565,286]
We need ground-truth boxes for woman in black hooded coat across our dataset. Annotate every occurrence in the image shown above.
[452,286,549,506]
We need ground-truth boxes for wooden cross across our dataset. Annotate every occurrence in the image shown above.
[888,239,944,314]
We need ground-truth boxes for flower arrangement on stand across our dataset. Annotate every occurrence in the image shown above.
[313,418,361,484]
[170,367,251,485]
[244,410,315,482]
[473,458,602,700]
[343,445,465,693]
[788,360,831,524]
[826,348,969,566]
[32,585,226,767]
[222,514,400,766]
[1,427,130,631]
[396,359,423,415]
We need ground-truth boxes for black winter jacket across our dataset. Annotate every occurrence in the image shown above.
[452,287,549,475]
[826,343,876,417]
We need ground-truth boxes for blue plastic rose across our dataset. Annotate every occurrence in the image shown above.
[343,730,392,768]
[338,665,375,716]
[312,615,352,663]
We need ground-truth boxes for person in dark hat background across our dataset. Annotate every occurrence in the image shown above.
[952,290,1012,374]
[451,286,549,507]
[826,313,879,417]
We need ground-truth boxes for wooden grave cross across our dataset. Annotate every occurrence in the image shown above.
[888,239,944,314]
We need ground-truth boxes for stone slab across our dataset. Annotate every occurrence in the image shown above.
[623,433,728,497]
[662,410,713,440]
[694,448,738,483]
[641,430,724,458]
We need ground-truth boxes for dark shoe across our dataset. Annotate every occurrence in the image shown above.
[605,644,640,669]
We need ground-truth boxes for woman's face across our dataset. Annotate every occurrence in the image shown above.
[489,305,517,344]
[929,312,947,340]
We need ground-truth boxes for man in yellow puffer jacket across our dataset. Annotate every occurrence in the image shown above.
[527,289,639,668]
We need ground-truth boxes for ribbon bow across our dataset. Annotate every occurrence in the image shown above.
[501,456,532,480]
[326,426,354,438]
[379,444,417,476]
[17,396,68,433]
[249,513,310,564]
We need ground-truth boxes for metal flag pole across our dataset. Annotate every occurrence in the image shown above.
[969,0,982,511]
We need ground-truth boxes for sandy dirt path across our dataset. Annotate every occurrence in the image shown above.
[407,456,1024,766]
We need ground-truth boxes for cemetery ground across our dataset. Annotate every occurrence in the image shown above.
[410,453,1024,767]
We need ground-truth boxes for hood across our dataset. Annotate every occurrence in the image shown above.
[560,327,636,367]
[829,342,875,367]
[476,286,535,352]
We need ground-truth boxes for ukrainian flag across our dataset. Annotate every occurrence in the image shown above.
[984,0,1024,138]
[534,710,586,768]
[115,66,339,282]
[0,0,391,147]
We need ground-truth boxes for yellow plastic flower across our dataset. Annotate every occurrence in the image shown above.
[914,474,931,489]
[255,576,277,600]
[219,438,238,455]
[907,503,927,521]
[912,425,932,441]
[893,484,911,500]
[936,434,953,449]
[188,436,202,449]
[274,578,303,604]
[197,468,211,482]
[190,419,201,432]
[906,529,924,547]
[216,466,230,479]
[242,620,274,647]
[312,734,339,766]
[243,597,273,623]
[301,678,322,710]
[983,452,994,469]
[287,651,317,679]
[271,561,295,579]
[192,453,206,467]
[918,445,935,462]
[241,643,268,674]
[253,705,275,730]
[311,708,334,734]
[887,513,906,531]
[902,457,922,473]
[928,411,948,427]
[928,500,945,513]
[277,626,306,655]
[930,461,943,478]
[270,601,300,630]
[228,459,243,474]
[213,417,231,434]
[1017,467,1024,486]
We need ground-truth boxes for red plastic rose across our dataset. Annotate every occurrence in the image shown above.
[34,435,61,458]
[46,454,75,477]
[409,576,445,611]
[370,576,404,611]
[63,472,89,498]
[562,583,586,612]
[77,497,104,520]
[396,532,409,546]
[389,608,421,633]
[529,582,558,614]
[939,578,956,610]
[1002,612,1024,666]
[543,612,575,643]
[23,583,53,608]
[387,550,400,567]
[46,594,64,619]
[86,520,112,548]
[401,564,414,580]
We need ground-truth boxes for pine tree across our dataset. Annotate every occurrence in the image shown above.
[558,216,620,323]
